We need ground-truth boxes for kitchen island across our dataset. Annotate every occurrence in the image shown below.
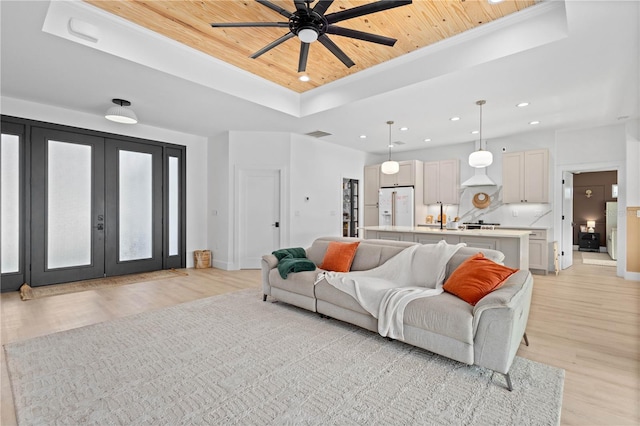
[362,226,531,270]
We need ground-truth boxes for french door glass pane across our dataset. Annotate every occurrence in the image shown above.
[47,140,92,269]
[119,150,152,261]
[1,134,20,273]
[168,156,179,256]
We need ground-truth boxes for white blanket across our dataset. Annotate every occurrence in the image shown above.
[316,241,465,339]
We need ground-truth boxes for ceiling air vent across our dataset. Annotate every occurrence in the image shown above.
[305,130,332,138]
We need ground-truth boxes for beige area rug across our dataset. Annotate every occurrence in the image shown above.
[4,289,564,425]
[19,269,188,301]
[580,251,617,267]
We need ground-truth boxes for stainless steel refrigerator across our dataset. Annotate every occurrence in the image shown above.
[379,187,414,226]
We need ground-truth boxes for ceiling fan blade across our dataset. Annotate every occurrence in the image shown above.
[325,0,412,24]
[255,0,293,18]
[298,42,310,72]
[326,25,397,46]
[318,34,355,68]
[293,0,308,13]
[312,0,334,15]
[251,32,296,59]
[211,22,290,28]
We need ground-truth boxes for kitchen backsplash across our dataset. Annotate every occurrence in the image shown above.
[422,185,553,229]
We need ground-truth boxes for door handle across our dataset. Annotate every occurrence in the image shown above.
[274,222,280,228]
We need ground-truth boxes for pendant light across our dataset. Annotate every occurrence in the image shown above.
[381,120,399,175]
[468,100,493,168]
[105,98,138,124]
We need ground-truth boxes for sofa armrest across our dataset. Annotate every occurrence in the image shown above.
[471,270,534,374]
[261,254,279,297]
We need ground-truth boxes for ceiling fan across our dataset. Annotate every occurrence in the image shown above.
[211,0,412,72]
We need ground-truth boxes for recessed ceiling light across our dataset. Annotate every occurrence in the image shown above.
[424,138,431,142]
[388,144,394,148]
[471,130,479,134]
[488,0,504,4]
[516,102,529,107]
[299,75,310,82]
[529,120,540,125]
[400,127,408,131]
[450,117,460,121]
[359,135,367,139]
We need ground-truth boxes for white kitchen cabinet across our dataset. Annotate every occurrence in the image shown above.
[380,160,417,187]
[363,165,380,226]
[502,149,549,203]
[500,228,549,274]
[527,229,548,273]
[423,159,459,205]
[460,236,497,251]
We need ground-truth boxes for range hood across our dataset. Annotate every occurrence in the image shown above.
[461,167,496,187]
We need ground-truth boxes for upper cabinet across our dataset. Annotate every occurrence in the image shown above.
[363,165,380,227]
[503,149,549,203]
[423,159,460,205]
[380,160,418,187]
[364,165,380,204]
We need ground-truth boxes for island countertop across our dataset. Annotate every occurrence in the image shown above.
[361,226,530,270]
[363,226,532,238]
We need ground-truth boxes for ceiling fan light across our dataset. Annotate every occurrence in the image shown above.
[381,160,400,175]
[105,106,138,124]
[469,150,493,168]
[298,28,318,43]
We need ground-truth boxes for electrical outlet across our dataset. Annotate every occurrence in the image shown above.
[512,210,518,217]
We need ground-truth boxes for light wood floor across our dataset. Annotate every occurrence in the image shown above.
[2,256,638,425]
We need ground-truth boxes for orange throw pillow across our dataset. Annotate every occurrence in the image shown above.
[443,253,518,306]
[319,241,360,272]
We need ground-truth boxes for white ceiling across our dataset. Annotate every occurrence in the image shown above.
[1,1,638,155]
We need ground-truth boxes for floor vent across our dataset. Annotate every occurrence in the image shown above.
[305,130,332,138]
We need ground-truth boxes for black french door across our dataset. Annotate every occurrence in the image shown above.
[29,128,171,287]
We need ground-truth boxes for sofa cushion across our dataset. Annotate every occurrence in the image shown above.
[404,293,474,344]
[314,280,370,315]
[443,253,518,306]
[319,241,360,272]
[305,237,415,270]
[268,268,318,298]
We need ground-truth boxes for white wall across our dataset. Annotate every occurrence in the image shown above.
[626,119,640,207]
[208,131,367,269]
[555,123,629,278]
[1,96,209,268]
[289,134,367,247]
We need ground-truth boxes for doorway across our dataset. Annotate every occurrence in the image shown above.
[342,178,359,237]
[0,117,186,291]
[30,128,165,286]
[238,169,281,269]
[559,166,620,276]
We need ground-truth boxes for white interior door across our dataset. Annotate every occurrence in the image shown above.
[239,169,281,269]
[562,171,574,269]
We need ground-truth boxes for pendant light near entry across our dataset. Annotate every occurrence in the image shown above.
[468,100,493,168]
[381,120,399,175]
[105,99,138,124]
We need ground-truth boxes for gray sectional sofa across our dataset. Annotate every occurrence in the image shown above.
[261,236,533,390]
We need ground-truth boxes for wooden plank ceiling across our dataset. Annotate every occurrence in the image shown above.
[86,0,537,93]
